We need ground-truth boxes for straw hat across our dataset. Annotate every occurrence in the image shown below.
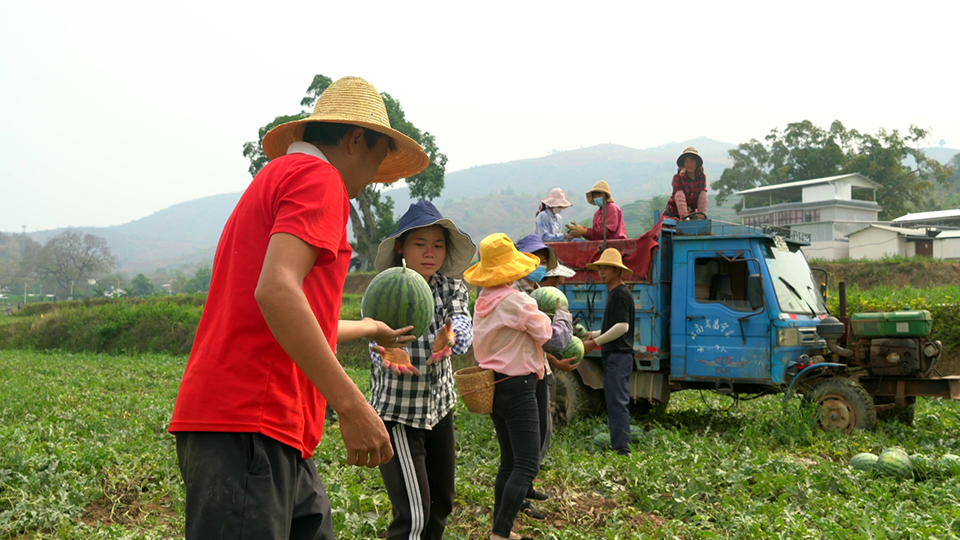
[676,147,703,168]
[586,248,631,273]
[261,77,430,183]
[541,188,572,209]
[375,200,476,275]
[463,234,540,288]
[585,181,615,204]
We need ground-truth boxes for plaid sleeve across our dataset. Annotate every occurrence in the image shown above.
[450,314,472,356]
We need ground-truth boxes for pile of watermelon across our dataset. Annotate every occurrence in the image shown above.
[361,260,435,338]
[849,447,960,480]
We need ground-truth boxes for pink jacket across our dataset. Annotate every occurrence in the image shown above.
[472,284,552,379]
[585,203,627,241]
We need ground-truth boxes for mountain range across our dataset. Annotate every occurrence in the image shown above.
[14,139,959,276]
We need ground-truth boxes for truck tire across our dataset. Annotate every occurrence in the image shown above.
[552,370,602,426]
[807,378,878,433]
[630,398,668,419]
[874,396,916,426]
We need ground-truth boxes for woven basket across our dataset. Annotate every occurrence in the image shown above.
[454,366,496,415]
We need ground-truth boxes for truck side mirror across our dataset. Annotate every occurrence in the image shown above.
[747,274,763,311]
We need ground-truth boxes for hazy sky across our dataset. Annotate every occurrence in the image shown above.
[2,0,957,233]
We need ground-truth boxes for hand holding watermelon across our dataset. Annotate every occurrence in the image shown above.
[581,339,598,354]
[429,318,455,365]
[547,353,579,372]
[370,343,421,376]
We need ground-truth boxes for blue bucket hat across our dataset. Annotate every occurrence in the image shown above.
[375,200,476,275]
[515,234,558,270]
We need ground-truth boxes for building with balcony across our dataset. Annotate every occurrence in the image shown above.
[735,173,882,260]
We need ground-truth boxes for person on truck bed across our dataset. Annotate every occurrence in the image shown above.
[664,147,708,220]
[565,181,627,241]
[581,248,635,455]
[535,188,573,242]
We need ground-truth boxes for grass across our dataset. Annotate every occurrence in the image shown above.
[4,351,960,538]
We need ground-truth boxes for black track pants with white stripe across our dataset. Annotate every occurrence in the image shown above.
[379,412,456,540]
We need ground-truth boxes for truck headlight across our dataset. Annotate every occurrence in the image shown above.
[778,328,799,347]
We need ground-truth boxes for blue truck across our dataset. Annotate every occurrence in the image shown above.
[547,217,957,432]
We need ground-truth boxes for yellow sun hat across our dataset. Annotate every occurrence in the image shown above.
[261,76,430,183]
[585,181,615,204]
[586,248,631,273]
[463,233,540,288]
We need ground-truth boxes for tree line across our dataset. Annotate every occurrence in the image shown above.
[0,230,212,302]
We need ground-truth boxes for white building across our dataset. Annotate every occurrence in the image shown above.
[847,224,960,260]
[735,173,882,260]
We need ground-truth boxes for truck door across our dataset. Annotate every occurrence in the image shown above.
[682,252,770,382]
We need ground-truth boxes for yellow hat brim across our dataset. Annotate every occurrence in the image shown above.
[463,252,540,288]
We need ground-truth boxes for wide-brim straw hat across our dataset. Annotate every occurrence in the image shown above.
[586,248,631,273]
[514,234,557,270]
[261,77,430,183]
[585,181,615,204]
[541,187,572,209]
[463,233,540,288]
[676,146,703,168]
[375,200,476,275]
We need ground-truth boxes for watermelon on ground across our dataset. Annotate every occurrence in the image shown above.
[849,452,879,472]
[941,454,960,475]
[877,448,913,478]
[630,425,643,442]
[910,454,933,478]
[593,432,611,449]
[531,286,567,316]
[361,262,435,338]
[560,336,585,365]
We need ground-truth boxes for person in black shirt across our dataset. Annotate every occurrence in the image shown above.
[582,248,635,455]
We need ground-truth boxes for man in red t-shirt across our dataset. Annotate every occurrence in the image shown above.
[168,77,430,540]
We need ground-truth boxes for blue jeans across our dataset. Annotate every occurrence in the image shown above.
[602,351,633,455]
[490,373,540,537]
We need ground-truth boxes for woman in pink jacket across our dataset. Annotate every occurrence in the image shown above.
[464,233,552,540]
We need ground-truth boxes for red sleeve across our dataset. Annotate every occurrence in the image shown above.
[271,159,348,267]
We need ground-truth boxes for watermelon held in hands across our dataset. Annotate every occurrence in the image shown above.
[877,448,913,478]
[361,260,435,338]
[560,336,585,365]
[849,452,879,472]
[531,286,568,316]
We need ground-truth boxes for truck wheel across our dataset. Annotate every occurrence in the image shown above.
[630,398,668,419]
[874,396,916,426]
[552,370,602,426]
[807,378,878,433]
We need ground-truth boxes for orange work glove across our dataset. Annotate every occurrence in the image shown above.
[429,318,455,364]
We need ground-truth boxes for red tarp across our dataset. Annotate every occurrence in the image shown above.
[546,216,665,283]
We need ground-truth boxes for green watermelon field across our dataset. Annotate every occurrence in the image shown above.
[3,350,960,539]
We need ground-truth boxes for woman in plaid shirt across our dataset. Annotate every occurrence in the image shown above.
[664,146,708,219]
[367,200,476,540]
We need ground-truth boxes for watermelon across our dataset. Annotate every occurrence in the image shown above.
[630,425,644,442]
[560,336,585,365]
[573,323,588,339]
[361,260,435,338]
[910,454,933,478]
[877,448,913,478]
[941,454,960,475]
[849,452,879,472]
[593,432,611,449]
[531,286,568,316]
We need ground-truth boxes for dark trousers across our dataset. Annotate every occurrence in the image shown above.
[602,351,633,455]
[490,373,540,537]
[536,372,554,465]
[175,432,334,540]
[379,412,456,540]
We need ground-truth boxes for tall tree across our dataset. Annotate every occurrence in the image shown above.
[129,273,156,297]
[712,121,954,219]
[243,75,448,263]
[34,231,117,294]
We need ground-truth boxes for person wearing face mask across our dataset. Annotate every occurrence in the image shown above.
[664,147,708,220]
[565,181,627,241]
[535,188,573,242]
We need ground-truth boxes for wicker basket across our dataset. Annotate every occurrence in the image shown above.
[454,366,496,415]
